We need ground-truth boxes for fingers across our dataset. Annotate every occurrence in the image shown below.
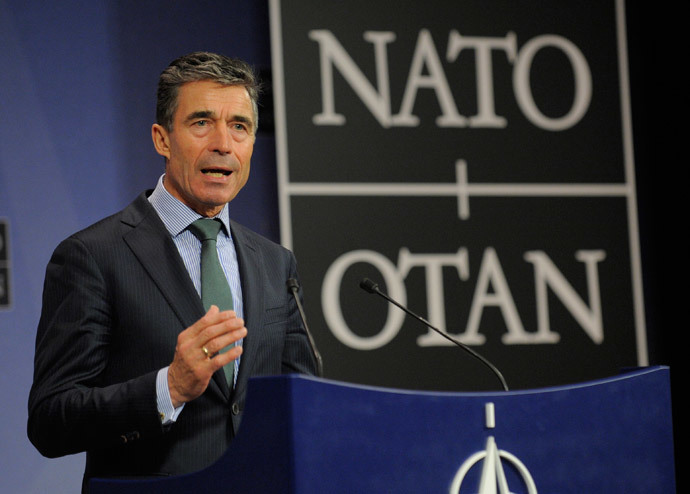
[195,306,246,355]
[168,307,247,406]
[202,343,244,371]
[180,306,244,353]
[201,333,245,361]
[190,305,235,336]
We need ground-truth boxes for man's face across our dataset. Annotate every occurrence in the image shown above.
[152,80,255,217]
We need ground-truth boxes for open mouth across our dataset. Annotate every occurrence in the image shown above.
[202,168,232,178]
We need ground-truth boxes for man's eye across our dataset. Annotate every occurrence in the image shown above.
[195,120,208,127]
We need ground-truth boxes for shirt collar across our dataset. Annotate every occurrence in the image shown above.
[148,174,231,237]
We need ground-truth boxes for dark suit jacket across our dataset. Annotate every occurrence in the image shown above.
[27,191,317,485]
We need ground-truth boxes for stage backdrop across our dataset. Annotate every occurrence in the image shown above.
[0,1,275,492]
[270,0,648,391]
[0,1,669,493]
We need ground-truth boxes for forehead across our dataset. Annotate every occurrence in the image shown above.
[175,80,253,121]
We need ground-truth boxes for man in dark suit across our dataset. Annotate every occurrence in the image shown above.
[27,52,318,489]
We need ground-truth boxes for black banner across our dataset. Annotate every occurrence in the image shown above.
[270,0,644,390]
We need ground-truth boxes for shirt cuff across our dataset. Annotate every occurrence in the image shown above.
[156,366,184,424]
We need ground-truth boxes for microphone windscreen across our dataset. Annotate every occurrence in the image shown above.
[286,278,300,291]
[359,278,378,293]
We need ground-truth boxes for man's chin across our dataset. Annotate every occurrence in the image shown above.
[194,194,239,216]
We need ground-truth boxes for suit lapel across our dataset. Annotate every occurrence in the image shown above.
[230,221,264,398]
[120,193,229,399]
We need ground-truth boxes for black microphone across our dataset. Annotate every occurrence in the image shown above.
[287,278,323,377]
[359,278,508,391]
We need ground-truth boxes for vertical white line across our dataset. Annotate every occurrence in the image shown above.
[485,402,495,429]
[616,0,648,365]
[455,160,470,220]
[269,0,294,250]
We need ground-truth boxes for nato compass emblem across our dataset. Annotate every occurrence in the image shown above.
[449,403,537,494]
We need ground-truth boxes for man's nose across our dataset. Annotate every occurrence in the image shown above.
[211,125,233,154]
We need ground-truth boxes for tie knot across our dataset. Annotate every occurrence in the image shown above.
[188,218,223,242]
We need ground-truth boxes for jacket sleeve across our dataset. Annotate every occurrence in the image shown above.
[27,236,164,458]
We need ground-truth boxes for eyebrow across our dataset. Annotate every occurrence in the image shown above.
[184,110,216,123]
[184,110,254,129]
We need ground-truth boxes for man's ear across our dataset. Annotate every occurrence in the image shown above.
[151,123,171,160]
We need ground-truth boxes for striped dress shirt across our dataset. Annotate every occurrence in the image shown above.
[148,174,243,422]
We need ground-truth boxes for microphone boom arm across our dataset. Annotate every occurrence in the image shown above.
[360,278,508,391]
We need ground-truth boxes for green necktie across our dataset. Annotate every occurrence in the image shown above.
[188,218,235,387]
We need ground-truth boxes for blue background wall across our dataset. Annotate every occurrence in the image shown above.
[0,1,279,491]
[0,2,673,493]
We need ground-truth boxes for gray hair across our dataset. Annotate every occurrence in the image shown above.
[156,51,261,132]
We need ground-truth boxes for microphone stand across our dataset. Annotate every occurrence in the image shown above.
[287,278,324,377]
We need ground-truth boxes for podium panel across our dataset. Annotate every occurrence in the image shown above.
[91,366,675,493]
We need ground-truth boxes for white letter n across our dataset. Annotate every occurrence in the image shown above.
[309,30,396,127]
[524,250,606,344]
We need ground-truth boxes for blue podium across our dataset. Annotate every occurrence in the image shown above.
[91,366,675,493]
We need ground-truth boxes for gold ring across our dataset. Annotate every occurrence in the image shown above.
[202,346,210,358]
